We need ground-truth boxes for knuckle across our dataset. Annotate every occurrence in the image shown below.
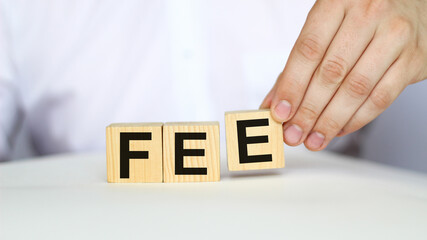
[370,88,392,109]
[345,73,372,98]
[387,16,413,41]
[364,0,391,16]
[276,75,305,97]
[287,77,305,93]
[321,116,342,132]
[350,0,389,24]
[351,0,390,23]
[296,103,319,127]
[318,56,347,86]
[296,35,324,61]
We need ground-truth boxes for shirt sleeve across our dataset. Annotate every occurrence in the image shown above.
[0,5,23,161]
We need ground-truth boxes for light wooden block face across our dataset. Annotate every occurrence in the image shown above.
[106,123,163,183]
[163,122,220,183]
[225,110,285,171]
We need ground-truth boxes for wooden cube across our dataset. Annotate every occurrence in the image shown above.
[163,122,220,183]
[225,110,285,171]
[106,123,163,183]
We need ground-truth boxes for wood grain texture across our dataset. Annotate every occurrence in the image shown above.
[106,123,163,183]
[163,122,220,183]
[225,110,285,171]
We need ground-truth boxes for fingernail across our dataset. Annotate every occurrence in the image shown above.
[274,100,291,122]
[284,124,303,145]
[306,132,325,149]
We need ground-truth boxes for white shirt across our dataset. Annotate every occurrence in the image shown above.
[1,0,427,172]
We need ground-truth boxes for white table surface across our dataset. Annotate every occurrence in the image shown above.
[1,149,427,240]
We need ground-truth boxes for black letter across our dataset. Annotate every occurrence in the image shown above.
[175,132,207,175]
[120,132,151,178]
[236,119,272,164]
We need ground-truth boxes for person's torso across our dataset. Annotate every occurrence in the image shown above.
[5,0,313,154]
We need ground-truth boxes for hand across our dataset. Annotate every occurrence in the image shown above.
[261,0,427,151]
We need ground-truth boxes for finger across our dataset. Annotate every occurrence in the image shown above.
[340,56,412,136]
[269,0,345,123]
[282,8,378,146]
[260,73,281,109]
[260,86,275,109]
[305,23,408,150]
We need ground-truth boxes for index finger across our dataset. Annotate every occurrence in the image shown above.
[269,0,346,122]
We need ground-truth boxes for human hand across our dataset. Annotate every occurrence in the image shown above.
[261,0,427,151]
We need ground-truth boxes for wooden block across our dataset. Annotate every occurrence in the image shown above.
[163,122,220,183]
[106,123,163,183]
[225,109,285,171]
